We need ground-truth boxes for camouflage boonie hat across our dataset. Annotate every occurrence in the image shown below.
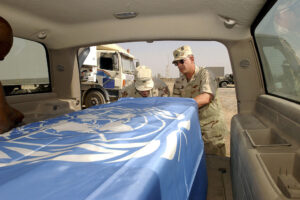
[172,45,193,64]
[134,65,154,91]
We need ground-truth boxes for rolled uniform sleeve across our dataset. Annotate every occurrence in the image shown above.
[198,68,218,99]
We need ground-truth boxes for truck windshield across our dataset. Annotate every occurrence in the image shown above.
[254,0,300,102]
[121,56,135,74]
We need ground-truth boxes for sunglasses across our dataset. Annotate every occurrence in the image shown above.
[173,59,185,66]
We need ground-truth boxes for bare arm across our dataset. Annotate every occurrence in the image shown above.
[193,93,213,108]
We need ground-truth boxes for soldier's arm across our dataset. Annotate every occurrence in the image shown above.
[193,93,213,108]
[197,68,217,104]
[120,86,130,97]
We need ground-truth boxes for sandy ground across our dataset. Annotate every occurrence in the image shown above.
[164,79,237,157]
[218,87,237,157]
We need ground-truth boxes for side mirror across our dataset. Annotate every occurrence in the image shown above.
[78,47,90,68]
[136,61,140,68]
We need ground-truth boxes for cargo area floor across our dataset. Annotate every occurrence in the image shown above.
[206,155,233,200]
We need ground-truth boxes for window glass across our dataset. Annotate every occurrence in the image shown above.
[0,37,50,96]
[99,53,117,71]
[112,54,119,71]
[255,0,300,102]
[121,55,135,74]
[100,57,113,70]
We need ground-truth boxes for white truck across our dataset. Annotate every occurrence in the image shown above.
[78,44,137,108]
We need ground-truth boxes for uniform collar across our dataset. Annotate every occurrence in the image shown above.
[192,66,200,81]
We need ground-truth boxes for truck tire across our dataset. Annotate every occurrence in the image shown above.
[219,81,228,88]
[84,90,106,108]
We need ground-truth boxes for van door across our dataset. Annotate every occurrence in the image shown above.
[231,1,300,199]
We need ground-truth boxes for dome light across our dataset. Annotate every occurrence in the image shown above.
[114,12,138,19]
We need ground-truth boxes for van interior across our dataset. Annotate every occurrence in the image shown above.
[0,0,300,199]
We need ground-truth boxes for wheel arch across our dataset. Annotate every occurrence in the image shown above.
[219,81,229,87]
[82,86,110,105]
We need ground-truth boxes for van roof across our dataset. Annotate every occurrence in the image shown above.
[0,0,266,49]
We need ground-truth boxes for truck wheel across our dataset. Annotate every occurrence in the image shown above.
[85,90,106,108]
[219,81,228,88]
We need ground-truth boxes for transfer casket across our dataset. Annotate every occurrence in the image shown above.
[0,97,207,200]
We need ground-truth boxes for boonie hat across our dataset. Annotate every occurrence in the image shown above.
[172,45,193,64]
[134,65,154,91]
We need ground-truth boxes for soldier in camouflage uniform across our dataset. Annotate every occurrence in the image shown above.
[121,65,170,98]
[172,45,227,156]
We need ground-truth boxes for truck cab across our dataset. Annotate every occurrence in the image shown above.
[80,44,136,107]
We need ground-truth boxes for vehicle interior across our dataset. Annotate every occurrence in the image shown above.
[1,0,300,199]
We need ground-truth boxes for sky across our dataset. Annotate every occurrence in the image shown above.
[118,41,232,78]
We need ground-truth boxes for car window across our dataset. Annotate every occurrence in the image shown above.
[254,0,300,102]
[0,37,50,96]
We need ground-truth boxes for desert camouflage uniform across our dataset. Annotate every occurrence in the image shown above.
[121,79,170,98]
[173,66,227,156]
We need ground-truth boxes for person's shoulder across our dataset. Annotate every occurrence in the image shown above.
[197,66,211,76]
[197,66,207,72]
[120,83,135,97]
